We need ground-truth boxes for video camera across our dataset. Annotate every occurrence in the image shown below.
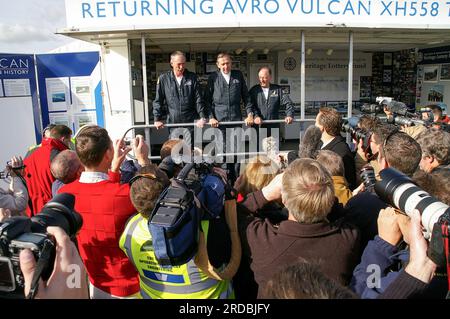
[360,103,383,114]
[0,193,82,297]
[374,168,450,270]
[358,97,393,115]
[383,100,439,129]
[149,161,229,267]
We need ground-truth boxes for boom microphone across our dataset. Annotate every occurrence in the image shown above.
[388,101,409,116]
[298,125,322,159]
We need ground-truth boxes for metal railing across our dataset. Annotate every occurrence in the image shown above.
[122,118,319,161]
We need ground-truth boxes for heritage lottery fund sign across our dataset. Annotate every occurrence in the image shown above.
[66,0,450,30]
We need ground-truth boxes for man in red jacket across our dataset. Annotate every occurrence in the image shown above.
[59,126,148,299]
[24,125,72,216]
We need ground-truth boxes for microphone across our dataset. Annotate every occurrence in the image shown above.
[298,125,322,159]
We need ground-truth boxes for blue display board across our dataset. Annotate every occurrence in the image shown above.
[36,52,104,137]
[0,54,40,142]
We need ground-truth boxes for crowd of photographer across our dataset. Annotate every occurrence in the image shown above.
[0,96,449,300]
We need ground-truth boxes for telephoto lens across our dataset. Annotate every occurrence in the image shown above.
[375,168,450,233]
[360,165,376,193]
[30,193,83,238]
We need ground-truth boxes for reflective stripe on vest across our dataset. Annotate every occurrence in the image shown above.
[123,215,142,269]
[122,215,231,299]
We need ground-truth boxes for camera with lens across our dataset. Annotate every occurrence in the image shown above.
[374,168,450,268]
[0,193,82,295]
[341,119,372,158]
[376,96,393,105]
[359,165,376,193]
[391,115,427,127]
[360,103,383,114]
[384,100,430,128]
[0,161,22,180]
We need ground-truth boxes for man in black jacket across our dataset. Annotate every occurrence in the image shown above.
[315,107,356,190]
[206,52,253,126]
[205,52,254,182]
[248,66,295,145]
[153,51,206,145]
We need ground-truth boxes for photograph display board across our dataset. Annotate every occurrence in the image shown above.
[36,52,104,134]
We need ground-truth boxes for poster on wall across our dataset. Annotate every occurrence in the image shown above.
[71,76,93,111]
[0,54,40,175]
[418,47,450,109]
[424,66,439,82]
[359,76,371,100]
[74,112,97,132]
[383,70,392,83]
[383,53,393,66]
[428,85,444,102]
[278,51,371,103]
[36,52,104,133]
[45,77,70,111]
[440,64,450,81]
[49,113,70,126]
[3,79,31,96]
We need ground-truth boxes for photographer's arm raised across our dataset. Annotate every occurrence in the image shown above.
[133,135,151,167]
[378,210,437,299]
[0,156,28,214]
[0,178,28,214]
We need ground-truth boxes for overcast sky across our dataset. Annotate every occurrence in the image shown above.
[0,0,74,54]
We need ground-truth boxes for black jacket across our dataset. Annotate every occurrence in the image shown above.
[320,136,357,190]
[343,192,388,250]
[205,70,252,121]
[152,69,205,123]
[248,84,295,120]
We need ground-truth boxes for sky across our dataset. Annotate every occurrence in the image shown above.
[0,0,76,54]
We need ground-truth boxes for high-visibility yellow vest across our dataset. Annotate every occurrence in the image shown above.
[119,214,234,299]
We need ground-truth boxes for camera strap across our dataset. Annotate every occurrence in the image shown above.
[26,239,55,299]
[14,170,34,217]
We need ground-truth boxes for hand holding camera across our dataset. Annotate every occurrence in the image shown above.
[19,226,88,299]
[111,138,132,173]
[0,193,83,297]
[405,210,437,284]
[377,207,402,246]
[133,135,150,167]
[6,156,25,177]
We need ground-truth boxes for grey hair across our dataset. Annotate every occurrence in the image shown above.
[170,51,186,62]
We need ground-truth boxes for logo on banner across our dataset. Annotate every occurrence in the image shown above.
[0,58,30,75]
[284,57,297,71]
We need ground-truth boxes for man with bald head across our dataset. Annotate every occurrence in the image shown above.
[50,150,83,196]
[249,66,295,146]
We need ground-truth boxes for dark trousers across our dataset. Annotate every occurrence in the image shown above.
[218,126,241,185]
[256,123,281,152]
